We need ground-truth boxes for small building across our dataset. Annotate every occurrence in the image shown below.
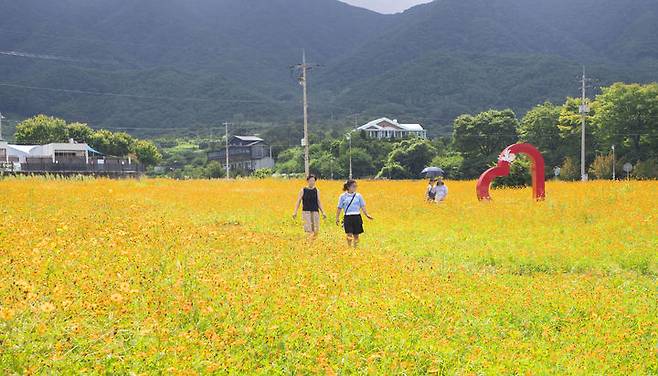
[357,117,427,139]
[207,136,275,172]
[0,140,141,176]
[0,141,101,164]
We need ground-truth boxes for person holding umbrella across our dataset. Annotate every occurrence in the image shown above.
[434,176,449,202]
[421,167,446,203]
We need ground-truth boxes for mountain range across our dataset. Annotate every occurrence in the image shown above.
[1,0,657,137]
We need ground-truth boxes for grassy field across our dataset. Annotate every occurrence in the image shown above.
[0,178,656,374]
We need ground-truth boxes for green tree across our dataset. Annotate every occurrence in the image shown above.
[376,162,407,180]
[452,109,519,178]
[339,147,375,178]
[66,122,94,143]
[519,102,562,170]
[132,140,162,166]
[276,147,304,174]
[205,161,225,179]
[634,159,658,180]
[592,83,658,161]
[492,156,531,188]
[378,138,437,179]
[588,154,614,180]
[559,157,580,181]
[310,151,341,179]
[430,153,464,180]
[558,97,597,167]
[90,130,135,156]
[14,115,69,144]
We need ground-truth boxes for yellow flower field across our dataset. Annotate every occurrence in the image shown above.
[0,178,656,374]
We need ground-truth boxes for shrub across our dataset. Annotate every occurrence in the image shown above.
[376,162,407,180]
[588,154,614,180]
[253,169,274,179]
[205,161,225,179]
[560,157,580,181]
[634,159,658,180]
[492,156,531,188]
[430,154,464,180]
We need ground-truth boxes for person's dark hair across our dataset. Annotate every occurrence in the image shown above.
[306,174,317,181]
[343,179,357,192]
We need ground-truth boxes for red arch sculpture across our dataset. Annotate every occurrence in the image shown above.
[476,143,546,201]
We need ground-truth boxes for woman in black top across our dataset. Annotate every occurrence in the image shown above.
[293,175,326,239]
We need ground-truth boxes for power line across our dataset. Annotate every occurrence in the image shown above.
[0,28,170,48]
[0,82,272,104]
[0,50,116,66]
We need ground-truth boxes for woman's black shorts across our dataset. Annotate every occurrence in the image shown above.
[343,214,364,235]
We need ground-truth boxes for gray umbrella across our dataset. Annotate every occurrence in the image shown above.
[421,167,445,178]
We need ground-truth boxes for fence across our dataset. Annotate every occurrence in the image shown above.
[0,157,144,177]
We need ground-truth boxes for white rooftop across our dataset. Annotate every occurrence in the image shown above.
[233,136,264,142]
[357,117,425,132]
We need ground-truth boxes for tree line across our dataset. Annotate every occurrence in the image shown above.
[276,82,658,181]
[13,115,162,166]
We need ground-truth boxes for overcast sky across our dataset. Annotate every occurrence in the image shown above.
[342,0,433,14]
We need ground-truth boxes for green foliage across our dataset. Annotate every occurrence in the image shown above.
[205,161,225,179]
[14,115,158,165]
[275,148,304,175]
[592,83,658,161]
[453,109,519,178]
[430,153,464,180]
[132,140,162,167]
[66,122,95,143]
[492,156,532,189]
[634,159,658,180]
[309,152,339,179]
[88,130,134,157]
[3,0,657,133]
[376,162,407,180]
[588,154,614,180]
[252,168,274,179]
[15,115,69,144]
[560,157,580,181]
[339,148,375,178]
[377,139,437,179]
[557,97,598,164]
[519,102,563,170]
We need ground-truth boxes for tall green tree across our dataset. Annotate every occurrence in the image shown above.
[132,140,162,166]
[275,147,304,174]
[452,109,519,178]
[519,102,562,170]
[66,122,95,143]
[14,115,69,144]
[378,138,437,179]
[339,147,375,178]
[89,130,135,157]
[558,97,598,167]
[592,83,658,161]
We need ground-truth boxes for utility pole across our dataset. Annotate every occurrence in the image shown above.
[612,145,616,180]
[347,114,358,180]
[293,50,320,177]
[346,132,353,180]
[579,66,589,181]
[301,50,310,177]
[224,122,231,180]
[0,112,5,141]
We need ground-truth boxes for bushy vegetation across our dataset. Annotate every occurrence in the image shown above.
[273,83,658,184]
[14,115,162,166]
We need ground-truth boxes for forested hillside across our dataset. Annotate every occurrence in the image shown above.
[0,0,656,135]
